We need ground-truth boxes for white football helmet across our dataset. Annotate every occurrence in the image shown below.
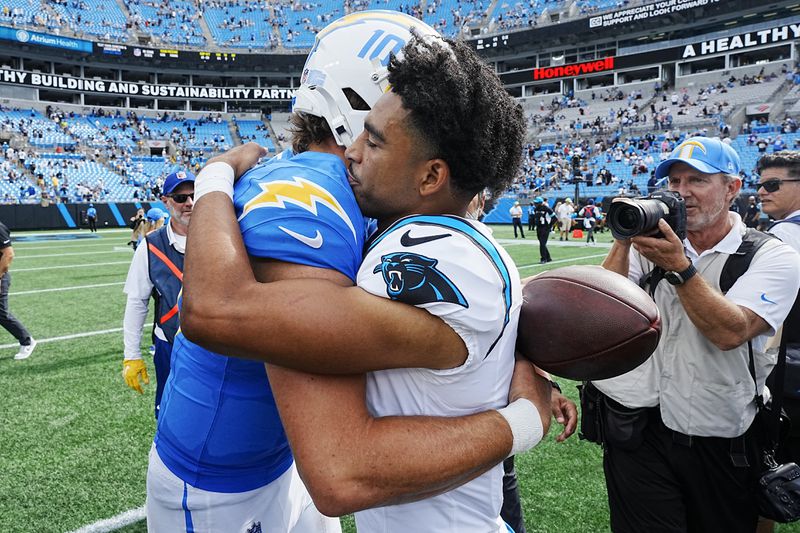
[293,10,442,147]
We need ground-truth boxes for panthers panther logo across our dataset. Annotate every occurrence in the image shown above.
[373,252,468,307]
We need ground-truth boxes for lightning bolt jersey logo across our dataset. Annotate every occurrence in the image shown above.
[239,176,357,240]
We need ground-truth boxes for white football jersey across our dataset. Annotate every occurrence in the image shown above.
[355,214,522,533]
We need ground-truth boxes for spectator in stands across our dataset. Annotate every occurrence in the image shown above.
[122,170,195,418]
[647,171,658,194]
[0,221,36,360]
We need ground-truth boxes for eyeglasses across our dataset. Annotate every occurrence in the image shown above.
[167,193,194,203]
[757,179,800,193]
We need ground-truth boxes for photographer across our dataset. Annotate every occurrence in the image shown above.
[128,208,146,249]
[584,137,800,532]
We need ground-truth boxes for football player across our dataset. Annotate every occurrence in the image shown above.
[148,13,558,533]
[180,19,573,533]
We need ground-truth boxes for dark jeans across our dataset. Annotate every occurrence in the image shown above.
[0,272,30,344]
[88,216,97,232]
[501,456,527,533]
[536,226,551,262]
[604,410,759,533]
[512,219,525,238]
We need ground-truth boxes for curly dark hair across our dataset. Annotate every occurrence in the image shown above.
[387,36,525,200]
[756,150,800,178]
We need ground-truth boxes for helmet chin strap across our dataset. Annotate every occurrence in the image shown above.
[332,118,354,147]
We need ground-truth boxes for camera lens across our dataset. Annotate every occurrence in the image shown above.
[607,198,669,240]
[616,207,642,232]
[607,202,645,239]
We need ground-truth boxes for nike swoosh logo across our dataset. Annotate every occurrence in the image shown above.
[400,230,451,247]
[761,293,777,305]
[279,226,323,249]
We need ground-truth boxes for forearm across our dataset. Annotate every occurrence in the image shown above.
[123,297,149,359]
[182,193,464,373]
[267,366,513,516]
[677,277,759,350]
[601,240,630,277]
[339,412,511,509]
[185,275,463,372]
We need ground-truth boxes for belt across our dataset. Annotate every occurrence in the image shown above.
[659,415,751,467]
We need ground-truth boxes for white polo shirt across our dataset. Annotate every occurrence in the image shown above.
[770,209,800,252]
[595,213,800,413]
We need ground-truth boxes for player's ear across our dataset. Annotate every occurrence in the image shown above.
[418,158,450,197]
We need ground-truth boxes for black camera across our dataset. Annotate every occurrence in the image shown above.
[606,190,687,241]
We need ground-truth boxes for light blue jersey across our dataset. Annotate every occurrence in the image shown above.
[154,150,366,492]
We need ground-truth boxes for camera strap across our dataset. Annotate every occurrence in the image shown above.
[719,229,775,293]
[748,333,787,468]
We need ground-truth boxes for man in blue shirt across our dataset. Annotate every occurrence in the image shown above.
[86,203,97,232]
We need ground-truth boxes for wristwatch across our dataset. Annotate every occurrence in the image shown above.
[665,263,697,286]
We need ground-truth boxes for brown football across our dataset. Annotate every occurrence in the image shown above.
[517,265,661,381]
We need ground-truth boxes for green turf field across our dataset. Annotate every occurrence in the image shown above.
[0,226,796,532]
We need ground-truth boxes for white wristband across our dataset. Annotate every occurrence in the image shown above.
[497,398,544,457]
[195,161,235,202]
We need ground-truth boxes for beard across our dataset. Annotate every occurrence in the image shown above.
[686,197,729,232]
[167,204,191,227]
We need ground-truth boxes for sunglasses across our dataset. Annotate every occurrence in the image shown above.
[758,179,800,193]
[167,193,194,203]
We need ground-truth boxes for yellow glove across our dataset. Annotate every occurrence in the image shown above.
[123,359,149,394]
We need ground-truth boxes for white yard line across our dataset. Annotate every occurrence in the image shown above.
[497,238,612,249]
[15,228,131,238]
[12,241,124,249]
[15,250,131,259]
[67,506,146,533]
[11,282,125,295]
[517,253,608,271]
[0,327,125,349]
[14,261,132,272]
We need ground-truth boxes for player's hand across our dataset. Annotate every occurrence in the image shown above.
[508,355,552,437]
[122,359,149,394]
[631,219,689,272]
[550,389,578,443]
[207,142,268,180]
